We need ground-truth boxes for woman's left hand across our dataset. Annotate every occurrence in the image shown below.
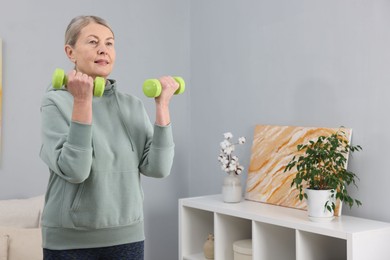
[154,76,179,126]
[155,76,180,106]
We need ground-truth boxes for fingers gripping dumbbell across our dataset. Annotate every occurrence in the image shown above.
[142,77,185,98]
[52,68,105,97]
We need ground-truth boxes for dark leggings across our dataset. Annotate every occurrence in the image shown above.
[43,241,144,260]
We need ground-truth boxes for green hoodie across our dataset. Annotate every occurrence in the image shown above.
[39,80,174,250]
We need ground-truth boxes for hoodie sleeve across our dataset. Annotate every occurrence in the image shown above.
[39,94,93,183]
[138,110,175,178]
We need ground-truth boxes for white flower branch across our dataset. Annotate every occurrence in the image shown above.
[218,132,246,175]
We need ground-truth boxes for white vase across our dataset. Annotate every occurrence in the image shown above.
[222,172,242,203]
[305,188,335,222]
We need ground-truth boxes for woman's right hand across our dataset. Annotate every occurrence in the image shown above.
[66,70,94,124]
[66,70,94,102]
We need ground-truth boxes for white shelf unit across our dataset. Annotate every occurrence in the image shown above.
[179,194,390,260]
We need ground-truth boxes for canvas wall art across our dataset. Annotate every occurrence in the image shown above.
[0,39,2,151]
[245,125,351,216]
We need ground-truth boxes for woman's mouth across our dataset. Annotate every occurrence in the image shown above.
[95,59,109,65]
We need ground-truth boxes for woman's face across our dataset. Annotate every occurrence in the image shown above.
[66,22,116,79]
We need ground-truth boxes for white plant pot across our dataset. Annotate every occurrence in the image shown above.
[305,188,335,222]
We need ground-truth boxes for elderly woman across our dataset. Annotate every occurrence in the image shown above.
[40,15,178,259]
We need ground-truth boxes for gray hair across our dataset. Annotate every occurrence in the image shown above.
[65,15,114,47]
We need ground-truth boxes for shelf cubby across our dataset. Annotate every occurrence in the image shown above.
[253,221,295,259]
[180,206,214,259]
[296,229,346,260]
[214,213,251,260]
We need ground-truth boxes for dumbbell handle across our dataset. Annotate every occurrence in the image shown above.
[52,68,105,97]
[143,77,185,98]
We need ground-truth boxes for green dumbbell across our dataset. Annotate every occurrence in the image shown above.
[142,77,185,98]
[52,68,105,97]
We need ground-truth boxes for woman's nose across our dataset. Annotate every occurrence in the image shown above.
[97,44,107,55]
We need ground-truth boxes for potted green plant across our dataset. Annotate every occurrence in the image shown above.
[284,129,362,221]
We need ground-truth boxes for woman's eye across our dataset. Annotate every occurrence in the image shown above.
[106,42,114,46]
[89,40,98,45]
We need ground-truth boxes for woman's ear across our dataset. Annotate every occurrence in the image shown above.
[65,45,76,63]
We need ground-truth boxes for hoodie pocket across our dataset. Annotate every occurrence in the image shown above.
[70,169,143,229]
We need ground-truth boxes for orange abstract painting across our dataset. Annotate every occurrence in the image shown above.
[245,125,351,216]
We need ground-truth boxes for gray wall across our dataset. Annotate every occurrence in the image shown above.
[0,1,189,259]
[1,0,390,259]
[190,0,390,223]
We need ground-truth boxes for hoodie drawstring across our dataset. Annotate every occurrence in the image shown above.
[113,90,135,152]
